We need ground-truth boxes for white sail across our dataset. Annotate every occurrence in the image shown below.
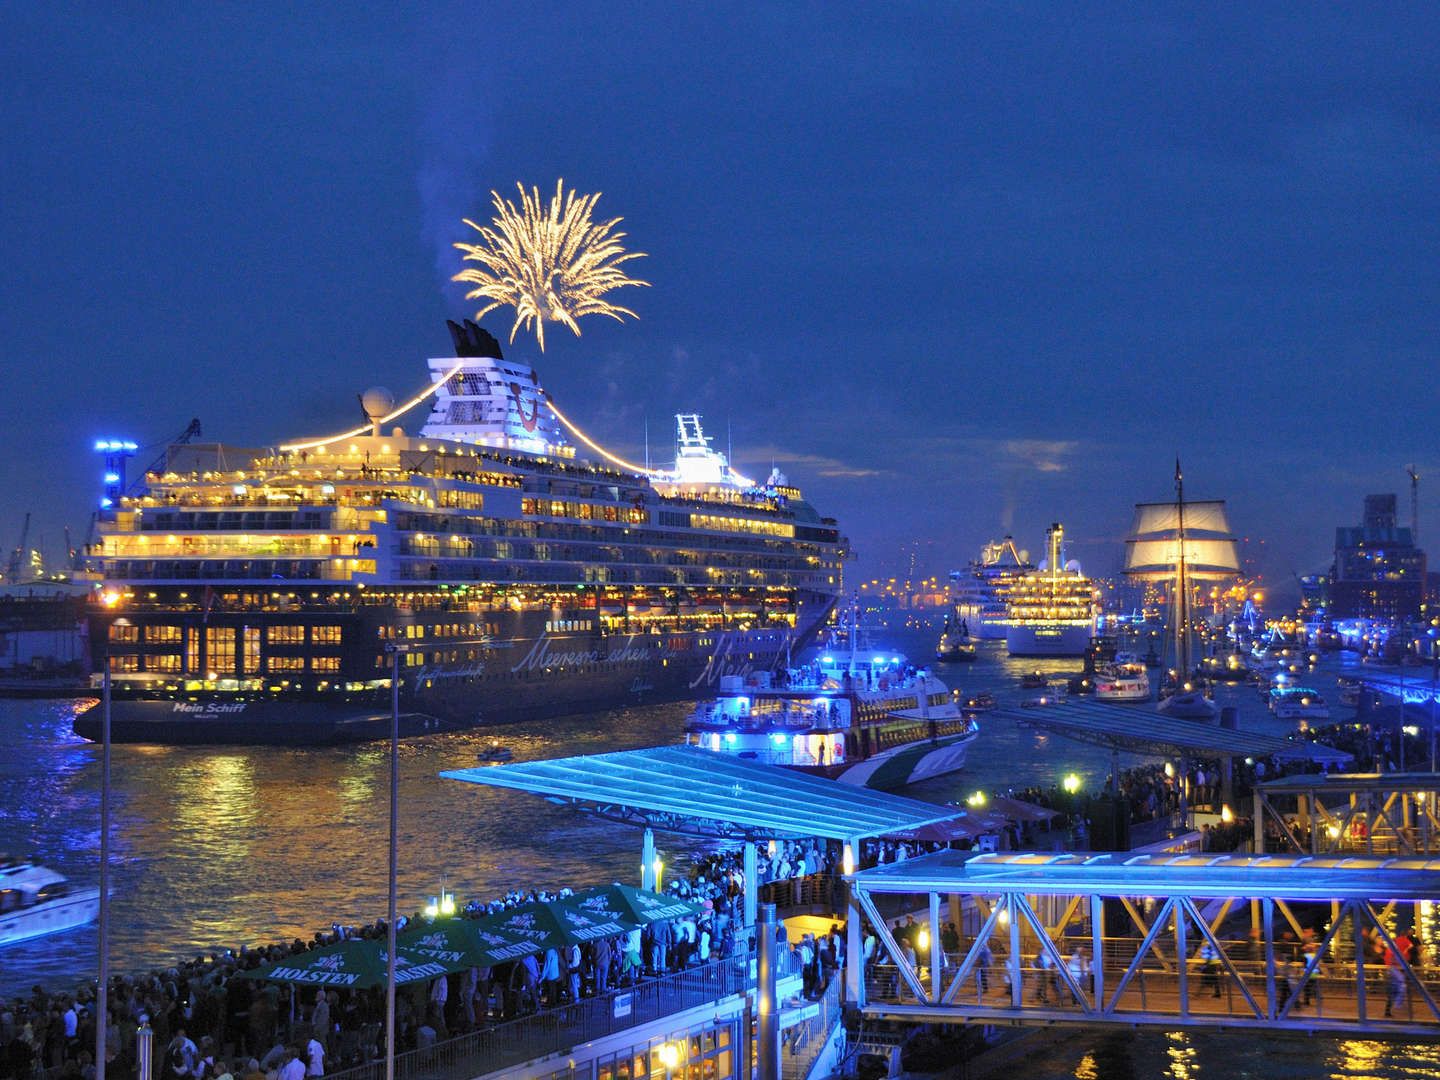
[1123,537,1241,579]
[1128,500,1233,538]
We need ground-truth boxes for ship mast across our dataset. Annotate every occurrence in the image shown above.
[1174,458,1190,681]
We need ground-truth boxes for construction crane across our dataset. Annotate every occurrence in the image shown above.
[1406,465,1419,540]
[6,512,30,584]
[128,417,203,493]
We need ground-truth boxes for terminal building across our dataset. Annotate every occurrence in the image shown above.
[1329,494,1426,621]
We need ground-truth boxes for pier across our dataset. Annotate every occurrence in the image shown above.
[850,849,1440,1039]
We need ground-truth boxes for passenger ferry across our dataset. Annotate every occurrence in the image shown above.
[0,858,100,947]
[77,321,846,744]
[1004,523,1097,657]
[683,650,978,790]
[1094,661,1151,702]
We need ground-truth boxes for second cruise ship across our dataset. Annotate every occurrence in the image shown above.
[1004,523,1097,657]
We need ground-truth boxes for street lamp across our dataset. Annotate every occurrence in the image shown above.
[383,639,404,1080]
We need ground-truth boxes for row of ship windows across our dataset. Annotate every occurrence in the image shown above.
[397,536,818,571]
[110,624,342,645]
[108,655,343,674]
[377,622,500,640]
[390,512,833,558]
[392,562,817,588]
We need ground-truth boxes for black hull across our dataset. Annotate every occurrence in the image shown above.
[74,620,829,746]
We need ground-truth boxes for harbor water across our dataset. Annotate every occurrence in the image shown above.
[1,622,1433,1077]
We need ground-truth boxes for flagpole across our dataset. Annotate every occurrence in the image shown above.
[386,641,400,1080]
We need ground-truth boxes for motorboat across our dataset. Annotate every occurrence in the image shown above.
[1157,688,1221,723]
[960,692,996,714]
[1094,662,1151,702]
[1269,687,1331,722]
[0,857,101,947]
[1021,671,1048,689]
[477,743,514,763]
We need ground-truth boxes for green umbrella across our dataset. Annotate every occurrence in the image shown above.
[395,918,542,969]
[561,884,705,926]
[477,899,637,950]
[237,939,450,990]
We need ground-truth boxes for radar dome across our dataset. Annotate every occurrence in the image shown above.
[361,387,395,422]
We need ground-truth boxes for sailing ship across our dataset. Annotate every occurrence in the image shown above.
[1121,461,1241,722]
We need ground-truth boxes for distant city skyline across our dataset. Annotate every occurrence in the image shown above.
[3,5,1436,601]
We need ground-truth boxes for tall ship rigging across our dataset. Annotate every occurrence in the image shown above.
[947,537,1034,640]
[1121,463,1241,721]
[1004,523,1097,657]
[77,321,846,745]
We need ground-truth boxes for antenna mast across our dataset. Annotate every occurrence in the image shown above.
[1174,458,1189,680]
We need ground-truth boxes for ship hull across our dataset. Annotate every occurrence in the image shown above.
[74,616,826,745]
[1005,624,1092,657]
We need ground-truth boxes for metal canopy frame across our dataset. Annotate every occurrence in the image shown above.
[846,850,1440,1038]
[991,699,1353,762]
[442,745,965,842]
[1254,773,1440,857]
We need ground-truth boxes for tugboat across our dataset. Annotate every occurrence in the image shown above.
[0,857,101,946]
[935,615,977,662]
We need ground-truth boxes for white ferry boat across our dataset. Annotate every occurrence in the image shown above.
[1269,686,1331,722]
[1094,661,1151,702]
[1005,523,1097,657]
[684,651,978,790]
[78,322,845,745]
[0,858,100,947]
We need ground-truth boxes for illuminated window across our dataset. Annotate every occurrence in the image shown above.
[268,625,305,645]
[312,625,342,644]
[312,656,341,672]
[269,657,305,672]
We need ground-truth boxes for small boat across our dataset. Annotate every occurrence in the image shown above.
[0,857,101,947]
[477,743,514,763]
[935,616,978,662]
[1270,687,1330,722]
[1021,671,1048,689]
[960,692,996,714]
[1158,687,1221,722]
[1021,693,1066,708]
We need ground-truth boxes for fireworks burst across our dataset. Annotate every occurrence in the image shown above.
[453,179,649,351]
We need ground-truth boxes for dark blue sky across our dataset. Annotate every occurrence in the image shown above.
[4,4,1437,594]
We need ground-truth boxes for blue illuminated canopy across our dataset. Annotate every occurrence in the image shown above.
[442,745,966,841]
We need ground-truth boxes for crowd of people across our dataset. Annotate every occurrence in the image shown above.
[0,848,819,1080]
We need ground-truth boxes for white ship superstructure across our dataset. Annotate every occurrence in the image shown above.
[1005,523,1097,657]
[948,537,1033,640]
[80,321,846,745]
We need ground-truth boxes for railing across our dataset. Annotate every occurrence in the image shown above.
[782,970,844,1080]
[322,953,788,1080]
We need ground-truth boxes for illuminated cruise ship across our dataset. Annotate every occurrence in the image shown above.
[1004,523,1097,657]
[947,537,1034,640]
[76,321,846,744]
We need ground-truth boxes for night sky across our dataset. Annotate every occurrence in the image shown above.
[4,4,1437,597]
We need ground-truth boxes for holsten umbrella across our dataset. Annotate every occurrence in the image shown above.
[478,899,638,950]
[395,918,542,969]
[238,939,450,990]
[562,884,705,926]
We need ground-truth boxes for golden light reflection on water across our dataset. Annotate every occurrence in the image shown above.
[1164,1030,1197,1080]
[1329,1038,1440,1079]
[1072,1051,1098,1079]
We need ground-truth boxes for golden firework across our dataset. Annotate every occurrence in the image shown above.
[453,179,649,351]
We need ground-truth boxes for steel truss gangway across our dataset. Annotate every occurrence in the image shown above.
[1254,772,1440,857]
[988,699,1351,811]
[846,849,1440,1039]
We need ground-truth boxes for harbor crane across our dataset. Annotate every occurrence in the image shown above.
[5,512,30,584]
[128,418,202,493]
[1406,464,1419,539]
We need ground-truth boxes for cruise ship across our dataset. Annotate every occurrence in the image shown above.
[947,537,1034,640]
[75,322,846,744]
[1004,523,1097,657]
